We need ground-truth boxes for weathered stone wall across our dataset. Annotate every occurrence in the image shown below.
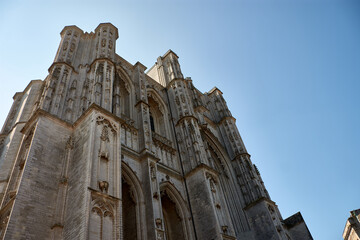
[0,80,43,204]
[4,116,71,239]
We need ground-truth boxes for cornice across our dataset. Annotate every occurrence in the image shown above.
[12,80,43,100]
[243,197,276,211]
[135,100,149,108]
[207,86,223,95]
[48,62,78,74]
[133,61,147,71]
[139,149,159,162]
[161,49,179,60]
[156,163,182,180]
[232,152,251,161]
[184,163,218,179]
[218,116,236,125]
[166,78,186,90]
[60,25,84,37]
[94,23,119,39]
[176,115,199,126]
[88,58,116,73]
[74,103,138,132]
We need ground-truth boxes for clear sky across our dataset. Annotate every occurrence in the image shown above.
[0,0,359,239]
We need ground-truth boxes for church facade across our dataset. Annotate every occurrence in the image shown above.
[0,23,312,240]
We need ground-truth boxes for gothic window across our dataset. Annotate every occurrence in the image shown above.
[112,72,131,119]
[95,64,104,106]
[148,94,166,137]
[150,113,155,132]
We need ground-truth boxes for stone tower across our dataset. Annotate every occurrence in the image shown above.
[0,23,312,240]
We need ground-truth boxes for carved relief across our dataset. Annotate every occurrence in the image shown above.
[66,136,74,149]
[150,162,156,181]
[181,94,185,103]
[89,192,116,240]
[98,181,109,193]
[96,116,118,133]
[63,41,68,51]
[69,42,75,53]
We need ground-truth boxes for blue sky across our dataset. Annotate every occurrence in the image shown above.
[0,0,359,239]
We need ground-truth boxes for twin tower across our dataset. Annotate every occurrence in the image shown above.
[0,23,312,240]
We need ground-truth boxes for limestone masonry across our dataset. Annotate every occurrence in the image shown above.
[0,23,313,240]
[343,209,360,240]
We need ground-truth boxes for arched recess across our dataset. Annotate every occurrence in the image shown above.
[159,182,194,240]
[147,89,171,139]
[121,162,146,240]
[202,130,250,235]
[113,67,134,120]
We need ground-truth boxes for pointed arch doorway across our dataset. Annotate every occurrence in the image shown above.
[160,182,194,240]
[121,163,146,240]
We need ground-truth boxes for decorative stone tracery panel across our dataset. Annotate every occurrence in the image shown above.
[89,191,118,240]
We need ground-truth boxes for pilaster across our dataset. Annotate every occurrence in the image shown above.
[133,62,152,152]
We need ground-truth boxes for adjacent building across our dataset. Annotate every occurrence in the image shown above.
[0,23,312,240]
[343,209,360,240]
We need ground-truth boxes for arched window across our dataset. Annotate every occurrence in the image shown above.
[150,112,155,132]
[94,63,104,106]
[147,91,169,138]
[113,71,132,119]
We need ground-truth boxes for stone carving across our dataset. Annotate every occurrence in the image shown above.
[90,192,116,239]
[155,218,162,228]
[63,41,68,51]
[206,172,217,192]
[150,162,156,181]
[100,125,109,142]
[181,94,185,103]
[98,181,109,193]
[70,42,75,53]
[96,116,118,132]
[156,231,164,240]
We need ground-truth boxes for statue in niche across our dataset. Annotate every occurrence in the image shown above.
[70,42,75,53]
[99,125,110,159]
[63,41,68,51]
